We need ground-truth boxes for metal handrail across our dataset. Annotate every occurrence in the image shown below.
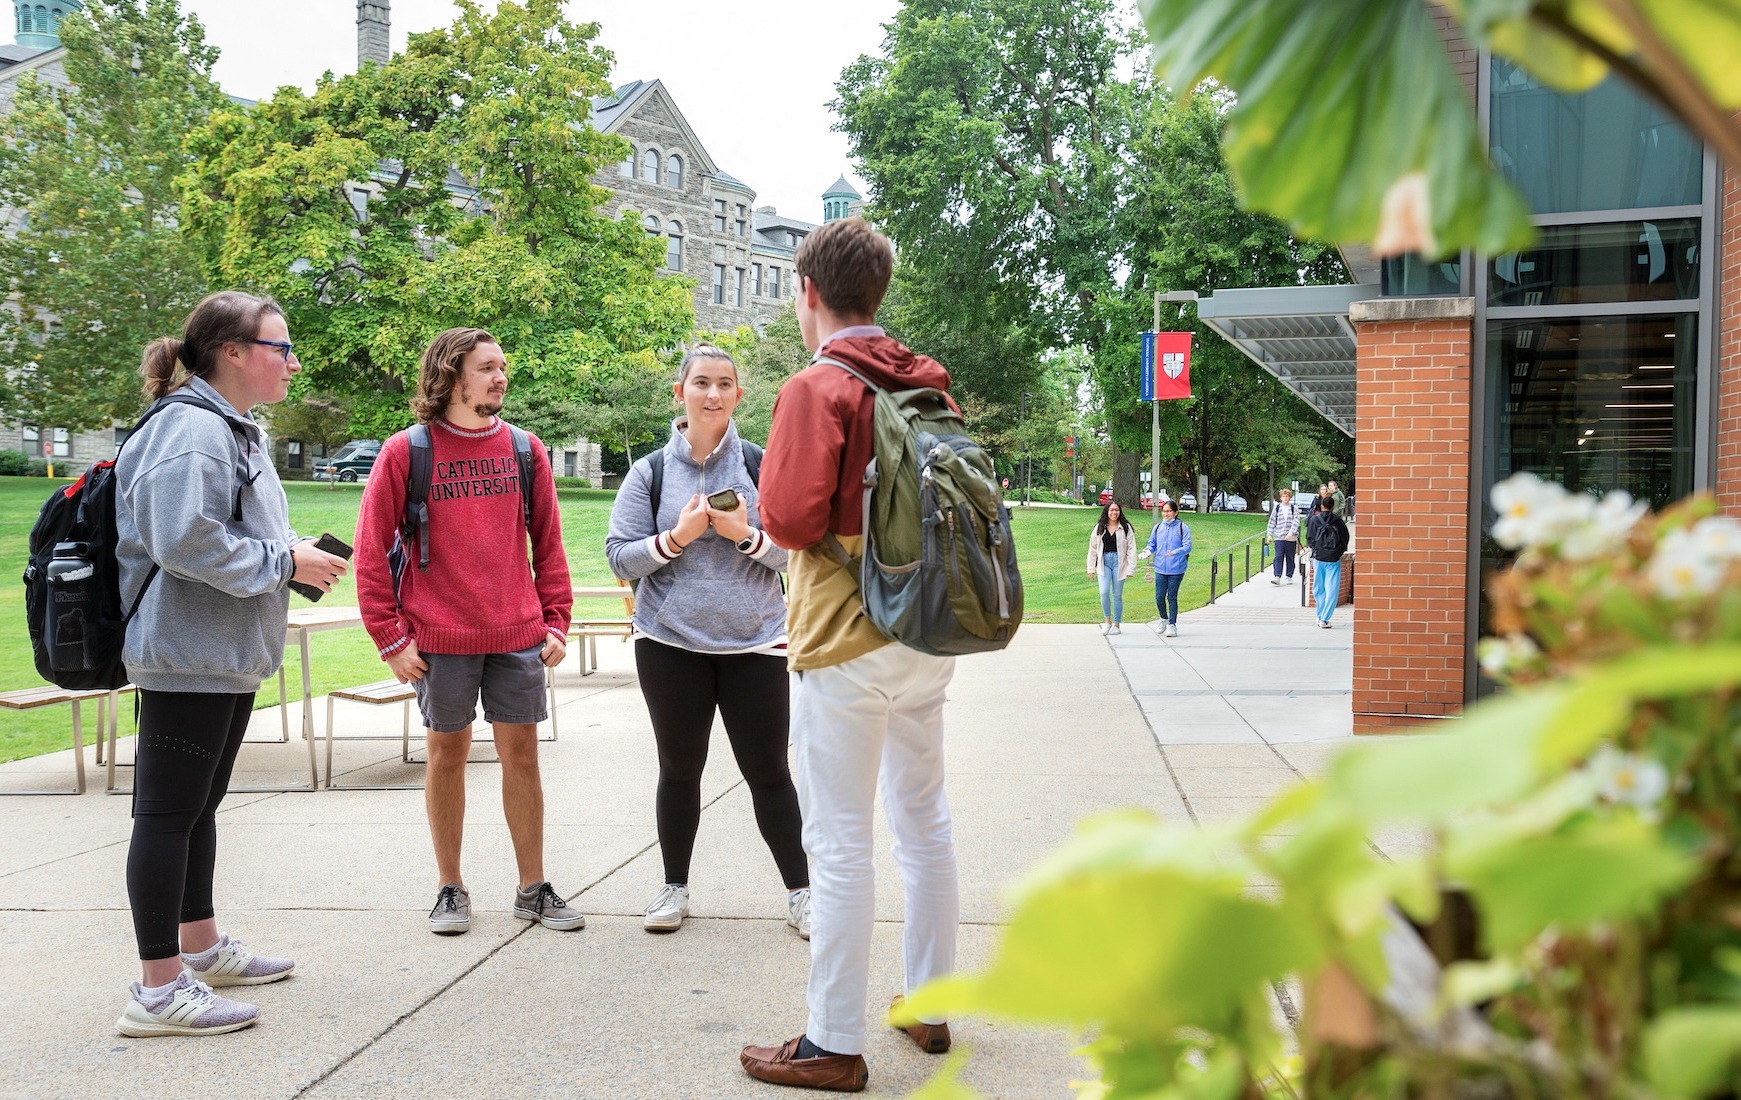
[1207,530,1272,604]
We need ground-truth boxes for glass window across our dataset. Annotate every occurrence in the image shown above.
[1483,313,1697,514]
[715,214,727,233]
[752,263,762,295]
[1489,58,1701,214]
[735,268,746,307]
[767,267,780,299]
[564,451,577,478]
[1489,218,1700,306]
[22,425,39,451]
[1381,253,1462,297]
[735,219,746,237]
[666,221,683,270]
[618,149,634,178]
[287,440,304,470]
[714,199,727,214]
[113,425,132,448]
[51,427,69,458]
[665,154,683,189]
[712,265,725,304]
[641,149,660,183]
[642,213,661,234]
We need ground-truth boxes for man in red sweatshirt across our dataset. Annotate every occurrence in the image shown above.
[353,328,582,937]
[740,219,957,1092]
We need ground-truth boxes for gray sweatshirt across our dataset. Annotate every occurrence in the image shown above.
[117,376,299,693]
[605,418,788,653]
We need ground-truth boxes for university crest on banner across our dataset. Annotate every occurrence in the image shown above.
[1139,331,1193,401]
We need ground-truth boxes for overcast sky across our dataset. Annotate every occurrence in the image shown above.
[175,0,902,221]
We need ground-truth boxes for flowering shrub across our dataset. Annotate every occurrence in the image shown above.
[904,477,1741,1099]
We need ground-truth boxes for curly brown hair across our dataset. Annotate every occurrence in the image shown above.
[411,327,499,424]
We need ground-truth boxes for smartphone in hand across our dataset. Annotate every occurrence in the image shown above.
[289,532,354,602]
[706,488,740,512]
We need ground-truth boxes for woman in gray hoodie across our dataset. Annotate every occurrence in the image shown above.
[114,292,349,1038]
[605,345,809,937]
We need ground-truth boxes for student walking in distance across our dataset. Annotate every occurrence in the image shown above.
[353,328,581,936]
[741,218,958,1092]
[115,291,350,1037]
[604,344,811,938]
[1267,488,1300,585]
[1086,500,1136,634]
[1142,500,1192,638]
[1329,479,1348,519]
[1307,494,1351,629]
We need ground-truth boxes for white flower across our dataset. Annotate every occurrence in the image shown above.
[1559,490,1648,561]
[1491,473,1580,551]
[1688,516,1741,560]
[1478,634,1540,678]
[1586,746,1670,814]
[1648,524,1735,600]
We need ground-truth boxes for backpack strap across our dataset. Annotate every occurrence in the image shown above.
[509,424,535,533]
[816,355,880,392]
[404,423,433,573]
[645,449,666,528]
[741,440,763,486]
[153,392,256,522]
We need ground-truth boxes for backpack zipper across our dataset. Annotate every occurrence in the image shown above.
[988,517,1010,622]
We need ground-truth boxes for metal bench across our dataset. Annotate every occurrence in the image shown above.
[0,685,129,795]
[324,678,422,790]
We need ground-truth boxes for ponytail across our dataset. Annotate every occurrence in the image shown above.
[140,337,187,400]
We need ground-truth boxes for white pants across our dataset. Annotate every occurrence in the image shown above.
[792,643,958,1055]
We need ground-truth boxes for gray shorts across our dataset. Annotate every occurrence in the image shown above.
[413,645,548,734]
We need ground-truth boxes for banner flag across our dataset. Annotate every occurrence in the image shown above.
[1139,331,1155,401]
[1153,331,1192,401]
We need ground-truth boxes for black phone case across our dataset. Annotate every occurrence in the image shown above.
[290,533,355,602]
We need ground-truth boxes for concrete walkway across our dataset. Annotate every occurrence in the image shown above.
[0,574,1366,1099]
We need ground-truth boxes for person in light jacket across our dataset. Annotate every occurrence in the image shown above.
[1266,489,1300,584]
[1142,499,1192,638]
[1085,500,1136,635]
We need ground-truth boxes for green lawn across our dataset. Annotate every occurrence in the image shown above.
[0,477,1264,762]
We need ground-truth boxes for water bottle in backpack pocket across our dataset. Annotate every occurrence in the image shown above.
[43,542,99,674]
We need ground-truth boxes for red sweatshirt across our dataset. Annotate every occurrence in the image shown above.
[354,417,572,656]
[759,333,954,669]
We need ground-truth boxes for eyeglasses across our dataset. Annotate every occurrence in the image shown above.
[251,339,296,362]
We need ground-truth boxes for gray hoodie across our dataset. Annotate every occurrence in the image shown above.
[605,418,787,653]
[116,376,299,693]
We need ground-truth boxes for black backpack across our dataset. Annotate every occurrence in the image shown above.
[1308,510,1349,562]
[387,421,536,606]
[24,393,251,690]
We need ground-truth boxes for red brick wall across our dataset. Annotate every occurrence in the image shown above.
[1352,316,1473,732]
[1719,136,1741,518]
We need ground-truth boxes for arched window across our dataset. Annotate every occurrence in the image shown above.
[641,149,660,183]
[643,213,661,234]
[665,220,683,270]
[665,154,683,189]
[618,147,634,177]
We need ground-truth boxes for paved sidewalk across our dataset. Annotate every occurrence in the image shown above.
[0,574,1370,1099]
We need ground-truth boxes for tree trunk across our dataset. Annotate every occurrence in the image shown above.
[1113,448,1141,512]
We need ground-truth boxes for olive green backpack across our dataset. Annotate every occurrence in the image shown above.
[818,356,1022,656]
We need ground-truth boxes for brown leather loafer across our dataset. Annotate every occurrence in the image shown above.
[890,994,951,1053]
[740,1036,868,1092]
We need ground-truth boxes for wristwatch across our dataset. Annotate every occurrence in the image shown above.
[736,533,757,553]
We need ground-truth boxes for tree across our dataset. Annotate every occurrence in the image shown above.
[259,395,354,484]
[714,307,811,446]
[1138,0,1741,257]
[179,0,692,440]
[834,0,1140,435]
[0,0,225,431]
[567,352,673,467]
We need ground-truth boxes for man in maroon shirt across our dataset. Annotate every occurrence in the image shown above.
[353,328,581,936]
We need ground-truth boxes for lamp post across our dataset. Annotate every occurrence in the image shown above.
[1019,391,1032,506]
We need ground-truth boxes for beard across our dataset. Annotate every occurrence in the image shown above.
[472,397,503,417]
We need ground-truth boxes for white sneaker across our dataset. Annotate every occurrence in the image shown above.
[1166,624,1178,638]
[1100,623,1111,635]
[787,888,812,940]
[116,972,259,1037]
[183,934,294,987]
[643,883,690,933]
[1108,624,1121,636]
[1151,621,1165,635]
[1270,577,1281,586]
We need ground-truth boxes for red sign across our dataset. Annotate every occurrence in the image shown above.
[1153,332,1192,401]
[42,439,53,458]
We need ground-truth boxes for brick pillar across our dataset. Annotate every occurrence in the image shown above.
[1719,136,1741,518]
[1348,297,1475,733]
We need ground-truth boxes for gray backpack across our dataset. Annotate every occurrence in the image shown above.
[819,357,1022,656]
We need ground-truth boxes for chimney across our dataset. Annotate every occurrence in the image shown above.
[357,0,390,68]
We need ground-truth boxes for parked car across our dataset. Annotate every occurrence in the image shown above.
[1209,491,1248,512]
[1178,491,1196,510]
[312,439,381,482]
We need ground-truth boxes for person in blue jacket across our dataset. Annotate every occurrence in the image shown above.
[1141,499,1192,638]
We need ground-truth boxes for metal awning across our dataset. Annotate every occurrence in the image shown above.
[1196,284,1378,438]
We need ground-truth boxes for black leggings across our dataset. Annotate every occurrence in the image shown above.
[126,690,254,961]
[634,638,808,889]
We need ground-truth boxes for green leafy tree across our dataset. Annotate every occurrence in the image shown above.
[834,0,1139,442]
[568,351,674,467]
[0,0,225,431]
[715,307,811,446]
[180,0,692,439]
[1137,0,1741,257]
[259,394,353,484]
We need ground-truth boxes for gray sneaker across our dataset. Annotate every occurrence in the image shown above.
[116,972,259,1038]
[514,881,586,931]
[643,883,690,933]
[183,934,294,987]
[429,883,471,935]
[787,888,812,941]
